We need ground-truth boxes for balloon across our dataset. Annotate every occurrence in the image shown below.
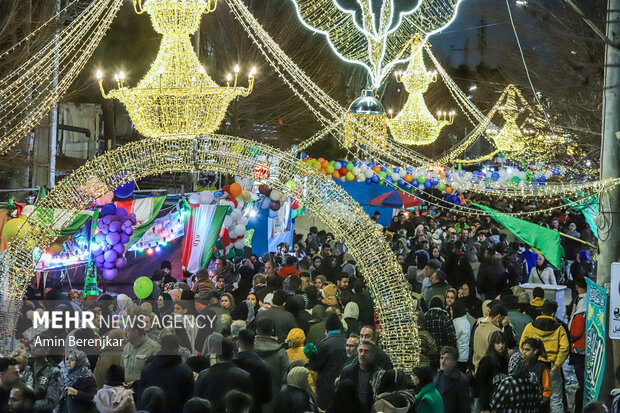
[241,190,252,202]
[102,269,118,281]
[199,191,214,204]
[270,190,283,201]
[371,175,380,184]
[326,165,335,174]
[333,162,342,170]
[109,221,122,233]
[346,172,355,182]
[491,172,500,181]
[106,232,121,245]
[404,174,413,183]
[270,201,281,211]
[285,180,297,191]
[104,249,118,263]
[424,181,432,189]
[234,239,245,249]
[223,216,233,228]
[352,167,360,175]
[92,247,104,257]
[95,254,105,265]
[133,276,154,299]
[445,186,453,194]
[338,167,347,176]
[113,181,135,198]
[124,226,133,235]
[346,162,354,171]
[398,179,406,187]
[260,198,271,210]
[101,203,116,217]
[115,256,127,269]
[364,170,374,179]
[102,216,113,225]
[339,176,347,183]
[436,182,446,191]
[115,207,128,217]
[188,194,200,205]
[258,185,271,195]
[229,183,242,197]
[230,209,242,221]
[100,224,109,234]
[128,213,137,224]
[113,243,125,255]
[417,175,426,184]
[234,224,246,235]
[392,173,400,181]
[104,261,115,269]
[292,200,300,209]
[120,232,130,244]
[47,243,63,256]
[412,179,419,187]
[2,218,29,244]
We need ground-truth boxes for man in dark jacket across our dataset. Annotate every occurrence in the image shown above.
[359,325,393,371]
[138,335,194,413]
[254,318,289,413]
[194,338,253,411]
[444,240,475,289]
[353,278,375,326]
[255,289,298,343]
[424,298,457,367]
[434,346,471,413]
[21,340,62,413]
[307,313,347,410]
[339,340,383,409]
[234,329,273,413]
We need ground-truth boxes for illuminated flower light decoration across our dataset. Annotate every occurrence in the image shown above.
[97,0,256,138]
[388,35,455,145]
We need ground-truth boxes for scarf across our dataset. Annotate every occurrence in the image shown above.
[65,350,95,388]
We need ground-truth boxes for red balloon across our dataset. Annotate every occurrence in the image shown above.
[220,227,229,238]
[221,236,231,247]
[339,167,348,176]
[228,196,238,208]
[292,200,300,210]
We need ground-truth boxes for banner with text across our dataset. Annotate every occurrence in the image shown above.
[584,277,607,405]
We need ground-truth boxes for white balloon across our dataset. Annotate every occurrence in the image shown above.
[333,162,342,170]
[234,239,245,249]
[199,191,214,204]
[357,176,365,183]
[391,173,400,181]
[188,194,200,205]
[352,167,361,175]
[234,224,246,235]
[360,164,368,172]
[238,216,249,227]
[270,190,282,201]
[228,227,237,238]
[223,216,233,228]
[230,209,242,221]
[339,176,347,183]
[365,170,374,179]
[399,170,407,178]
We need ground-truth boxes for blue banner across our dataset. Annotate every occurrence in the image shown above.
[584,278,607,405]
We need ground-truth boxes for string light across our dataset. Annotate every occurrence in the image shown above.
[0,0,124,154]
[389,36,455,145]
[289,0,465,87]
[344,90,388,152]
[100,0,255,138]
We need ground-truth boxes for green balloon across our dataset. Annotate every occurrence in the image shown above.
[234,248,244,257]
[329,160,335,165]
[378,171,387,179]
[379,179,385,186]
[226,249,235,259]
[512,176,521,183]
[346,162,354,171]
[417,175,426,184]
[133,276,153,299]
[436,182,446,191]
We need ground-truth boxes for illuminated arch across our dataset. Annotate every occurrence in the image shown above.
[0,135,419,369]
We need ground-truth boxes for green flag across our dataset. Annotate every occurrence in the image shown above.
[83,210,100,298]
[563,196,599,239]
[473,203,564,269]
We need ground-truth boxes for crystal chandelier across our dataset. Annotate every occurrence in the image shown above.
[486,85,526,153]
[97,0,255,138]
[388,36,454,146]
[344,90,388,152]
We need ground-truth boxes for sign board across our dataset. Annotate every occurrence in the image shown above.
[611,263,620,339]
[584,278,607,405]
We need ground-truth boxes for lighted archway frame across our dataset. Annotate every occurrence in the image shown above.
[0,135,419,368]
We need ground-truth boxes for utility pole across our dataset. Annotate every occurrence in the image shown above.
[599,0,620,398]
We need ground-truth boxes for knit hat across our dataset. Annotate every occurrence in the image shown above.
[286,328,306,348]
[325,313,342,332]
[518,291,530,304]
[287,366,310,388]
[105,364,125,386]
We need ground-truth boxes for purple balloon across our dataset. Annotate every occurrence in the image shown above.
[120,232,130,244]
[101,203,116,217]
[113,243,125,255]
[94,254,105,264]
[102,268,117,280]
[102,216,112,225]
[95,233,106,244]
[270,201,281,211]
[115,256,127,269]
[109,221,122,233]
[124,227,133,236]
[100,223,109,233]
[104,249,118,262]
[115,207,128,217]
[104,261,115,269]
[92,247,103,257]
[106,232,121,245]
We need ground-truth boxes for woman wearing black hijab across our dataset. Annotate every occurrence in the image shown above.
[457,281,483,319]
[139,386,166,413]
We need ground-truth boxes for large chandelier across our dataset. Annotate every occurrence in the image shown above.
[97,0,255,138]
[486,85,526,153]
[388,36,454,146]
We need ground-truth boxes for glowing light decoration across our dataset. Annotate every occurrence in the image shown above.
[344,90,388,151]
[388,36,455,145]
[98,0,256,138]
[486,85,526,153]
[289,0,465,88]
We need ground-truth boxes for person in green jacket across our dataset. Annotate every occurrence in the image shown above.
[412,366,444,413]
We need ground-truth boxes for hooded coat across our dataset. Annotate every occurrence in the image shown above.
[307,331,347,409]
[344,302,360,336]
[519,315,570,369]
[254,336,290,413]
[490,352,543,412]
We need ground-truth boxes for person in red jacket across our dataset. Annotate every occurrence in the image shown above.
[277,255,299,279]
[569,278,587,413]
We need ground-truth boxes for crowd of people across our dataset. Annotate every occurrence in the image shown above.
[0,207,612,413]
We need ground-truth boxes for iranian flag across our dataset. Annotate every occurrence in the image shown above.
[115,196,166,247]
[182,204,228,273]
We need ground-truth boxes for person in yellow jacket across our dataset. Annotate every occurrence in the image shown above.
[519,300,569,413]
[285,328,317,393]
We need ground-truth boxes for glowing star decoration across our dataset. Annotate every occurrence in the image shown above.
[486,85,526,153]
[98,0,256,138]
[388,36,455,145]
[289,0,465,88]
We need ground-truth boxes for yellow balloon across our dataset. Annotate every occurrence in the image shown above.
[2,218,29,243]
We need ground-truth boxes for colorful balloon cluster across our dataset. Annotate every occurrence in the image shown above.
[257,183,301,218]
[187,186,250,260]
[92,203,136,280]
[303,157,564,195]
